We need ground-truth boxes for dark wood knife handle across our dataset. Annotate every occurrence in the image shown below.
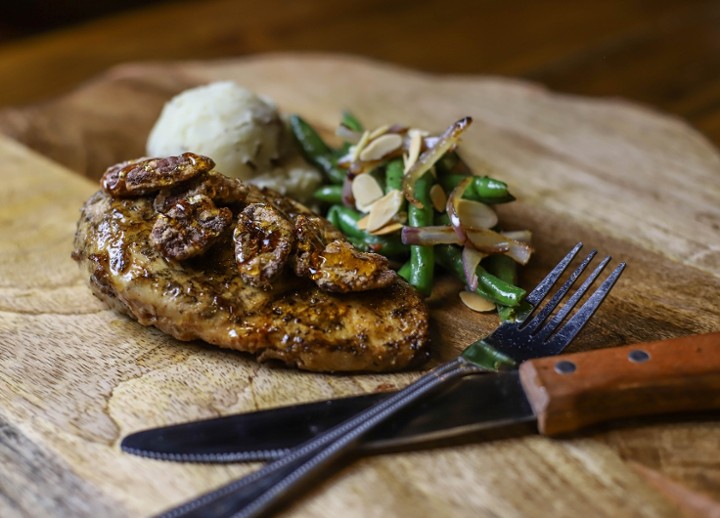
[519,332,720,436]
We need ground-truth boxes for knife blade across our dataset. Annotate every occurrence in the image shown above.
[121,373,530,462]
[122,332,720,463]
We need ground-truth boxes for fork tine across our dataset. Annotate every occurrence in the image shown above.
[525,242,583,307]
[521,249,598,334]
[543,261,626,355]
[532,255,611,341]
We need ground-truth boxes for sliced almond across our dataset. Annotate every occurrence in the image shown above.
[350,130,371,162]
[459,291,496,313]
[352,174,384,213]
[356,214,370,230]
[368,124,391,140]
[370,221,404,235]
[404,129,423,173]
[359,134,403,162]
[366,189,405,232]
[429,184,447,212]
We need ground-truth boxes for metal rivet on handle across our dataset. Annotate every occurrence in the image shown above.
[628,349,650,363]
[554,360,576,374]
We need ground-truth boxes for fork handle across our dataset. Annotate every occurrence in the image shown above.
[520,332,720,436]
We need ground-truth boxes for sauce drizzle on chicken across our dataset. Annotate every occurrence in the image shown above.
[72,153,430,372]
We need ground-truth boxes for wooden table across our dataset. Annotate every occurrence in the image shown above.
[0,2,719,517]
[1,0,720,144]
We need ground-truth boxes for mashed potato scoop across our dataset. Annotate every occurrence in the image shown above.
[147,81,322,202]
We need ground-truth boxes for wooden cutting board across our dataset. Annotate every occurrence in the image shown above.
[0,54,718,517]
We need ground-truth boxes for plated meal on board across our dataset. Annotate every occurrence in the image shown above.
[72,81,532,372]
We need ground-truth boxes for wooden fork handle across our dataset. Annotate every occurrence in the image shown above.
[519,332,720,436]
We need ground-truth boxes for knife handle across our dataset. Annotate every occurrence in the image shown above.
[519,331,720,436]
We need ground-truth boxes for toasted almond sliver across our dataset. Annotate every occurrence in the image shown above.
[350,130,371,162]
[359,133,403,162]
[366,189,405,232]
[352,174,384,213]
[459,291,497,312]
[404,129,424,173]
[368,124,391,140]
[370,221,404,236]
[429,184,447,212]
[356,214,370,230]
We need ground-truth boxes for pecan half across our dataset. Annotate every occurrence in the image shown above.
[313,240,397,293]
[292,214,331,279]
[233,203,295,289]
[150,194,232,261]
[155,171,261,213]
[102,152,214,197]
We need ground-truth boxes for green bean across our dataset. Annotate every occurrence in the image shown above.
[289,115,346,184]
[341,111,364,132]
[325,203,342,230]
[484,254,528,321]
[471,176,516,203]
[335,112,364,155]
[326,205,409,258]
[313,185,343,204]
[434,212,451,226]
[438,174,515,204]
[408,244,434,295]
[484,254,518,285]
[438,173,468,193]
[435,245,525,307]
[407,171,435,296]
[326,205,365,239]
[360,235,408,259]
[384,159,405,193]
[435,245,496,301]
[346,236,366,250]
[397,260,412,282]
[476,268,525,308]
[435,151,460,175]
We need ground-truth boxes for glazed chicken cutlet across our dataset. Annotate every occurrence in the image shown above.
[72,153,430,372]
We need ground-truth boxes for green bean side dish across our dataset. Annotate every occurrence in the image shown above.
[290,112,533,322]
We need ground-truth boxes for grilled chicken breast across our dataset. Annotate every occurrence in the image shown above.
[72,153,429,372]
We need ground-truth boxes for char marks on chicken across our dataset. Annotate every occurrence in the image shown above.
[72,153,429,372]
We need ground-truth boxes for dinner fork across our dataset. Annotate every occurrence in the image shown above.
[159,242,625,518]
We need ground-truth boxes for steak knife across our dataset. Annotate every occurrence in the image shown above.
[122,332,720,463]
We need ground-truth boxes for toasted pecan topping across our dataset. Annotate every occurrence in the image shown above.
[234,203,295,289]
[313,240,396,293]
[150,194,232,261]
[292,213,332,279]
[102,152,214,197]
[101,153,399,294]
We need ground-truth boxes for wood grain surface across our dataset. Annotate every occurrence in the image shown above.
[0,55,719,517]
[2,0,720,146]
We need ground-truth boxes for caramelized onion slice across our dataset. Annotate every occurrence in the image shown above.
[462,245,486,291]
[465,228,533,264]
[403,117,473,208]
[401,225,463,246]
[501,229,532,244]
[446,176,474,241]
